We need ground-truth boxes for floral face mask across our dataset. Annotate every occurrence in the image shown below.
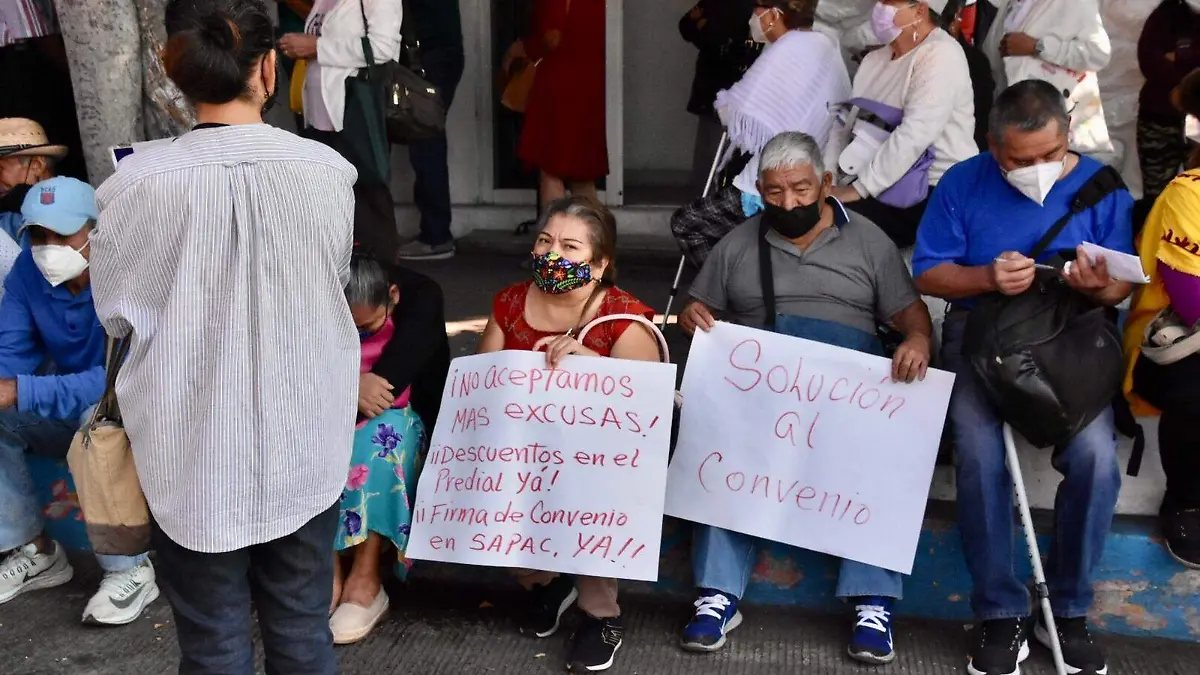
[531,251,594,294]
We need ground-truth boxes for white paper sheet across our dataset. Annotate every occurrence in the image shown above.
[1080,242,1150,284]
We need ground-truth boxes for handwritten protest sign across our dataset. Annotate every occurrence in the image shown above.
[664,322,954,574]
[407,350,677,581]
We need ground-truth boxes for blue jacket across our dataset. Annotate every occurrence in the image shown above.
[0,210,26,248]
[0,249,106,421]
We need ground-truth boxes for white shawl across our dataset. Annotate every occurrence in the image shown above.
[715,30,852,196]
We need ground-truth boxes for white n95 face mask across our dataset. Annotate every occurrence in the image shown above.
[32,241,90,287]
[749,9,774,44]
[1004,160,1064,206]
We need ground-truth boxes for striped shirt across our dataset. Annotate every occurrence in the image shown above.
[90,124,359,553]
[0,0,59,46]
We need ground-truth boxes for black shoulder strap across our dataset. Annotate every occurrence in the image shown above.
[758,220,777,331]
[357,0,377,70]
[1029,164,1124,259]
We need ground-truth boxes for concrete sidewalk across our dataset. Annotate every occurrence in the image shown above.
[1,557,1197,675]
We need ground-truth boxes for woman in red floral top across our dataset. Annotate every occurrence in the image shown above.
[477,195,659,672]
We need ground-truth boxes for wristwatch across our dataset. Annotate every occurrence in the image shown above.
[1035,38,1045,56]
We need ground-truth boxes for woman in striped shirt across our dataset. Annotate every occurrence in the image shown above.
[90,1,357,672]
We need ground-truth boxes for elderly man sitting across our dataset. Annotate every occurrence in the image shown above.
[678,131,933,665]
[0,177,158,625]
[0,118,65,248]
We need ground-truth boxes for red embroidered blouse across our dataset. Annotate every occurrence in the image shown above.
[491,282,656,357]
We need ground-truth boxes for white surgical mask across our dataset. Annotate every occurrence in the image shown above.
[32,240,90,287]
[749,9,774,44]
[871,2,916,45]
[1004,160,1065,206]
[1187,0,1200,14]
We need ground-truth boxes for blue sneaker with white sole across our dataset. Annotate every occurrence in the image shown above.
[848,596,896,665]
[681,590,743,652]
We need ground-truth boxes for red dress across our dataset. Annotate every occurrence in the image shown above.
[517,0,609,181]
[492,282,655,357]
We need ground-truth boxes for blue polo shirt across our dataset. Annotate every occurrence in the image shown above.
[0,248,105,421]
[912,153,1135,291]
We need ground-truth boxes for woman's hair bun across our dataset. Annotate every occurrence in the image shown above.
[163,0,274,105]
[198,14,239,52]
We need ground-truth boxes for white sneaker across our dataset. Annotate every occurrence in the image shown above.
[0,541,74,604]
[82,559,159,626]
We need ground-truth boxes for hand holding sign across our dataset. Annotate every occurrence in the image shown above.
[407,350,677,581]
[665,322,954,574]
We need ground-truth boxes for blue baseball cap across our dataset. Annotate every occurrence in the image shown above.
[18,176,98,237]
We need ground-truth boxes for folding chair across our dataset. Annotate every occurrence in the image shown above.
[1003,423,1068,675]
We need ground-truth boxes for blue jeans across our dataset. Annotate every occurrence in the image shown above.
[0,407,146,572]
[941,311,1121,619]
[693,524,904,600]
[153,503,340,675]
[409,47,464,246]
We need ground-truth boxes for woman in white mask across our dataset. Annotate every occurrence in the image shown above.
[669,0,852,269]
[826,0,978,248]
[981,0,1114,166]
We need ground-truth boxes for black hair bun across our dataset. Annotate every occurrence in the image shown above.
[198,14,238,51]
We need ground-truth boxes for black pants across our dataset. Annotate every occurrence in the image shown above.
[1158,412,1200,513]
[0,36,88,182]
[303,127,401,262]
[846,190,933,249]
[409,47,465,246]
[153,503,339,675]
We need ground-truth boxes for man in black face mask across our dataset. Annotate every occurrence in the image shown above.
[676,131,933,665]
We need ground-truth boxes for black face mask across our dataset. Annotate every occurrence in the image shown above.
[762,198,823,239]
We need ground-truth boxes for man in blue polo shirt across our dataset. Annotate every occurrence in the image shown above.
[913,80,1134,675]
[0,177,158,626]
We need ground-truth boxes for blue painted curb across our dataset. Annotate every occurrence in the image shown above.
[31,456,1200,643]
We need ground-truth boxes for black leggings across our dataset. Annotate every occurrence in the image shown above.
[1158,410,1200,512]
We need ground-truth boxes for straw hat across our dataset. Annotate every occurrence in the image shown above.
[0,118,68,160]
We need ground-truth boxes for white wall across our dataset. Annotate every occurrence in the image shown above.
[622,0,700,177]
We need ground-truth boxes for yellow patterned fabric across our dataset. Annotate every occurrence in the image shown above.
[290,59,307,115]
[1123,169,1200,415]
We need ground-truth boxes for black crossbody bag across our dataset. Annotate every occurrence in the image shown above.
[962,165,1126,450]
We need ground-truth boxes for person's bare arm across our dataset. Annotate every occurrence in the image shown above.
[610,323,662,363]
[888,300,933,383]
[476,315,506,354]
[916,254,1037,301]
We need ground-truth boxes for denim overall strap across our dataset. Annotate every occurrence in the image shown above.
[771,313,885,357]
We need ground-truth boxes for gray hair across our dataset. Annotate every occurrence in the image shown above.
[989,79,1070,146]
[758,131,825,179]
[344,256,391,307]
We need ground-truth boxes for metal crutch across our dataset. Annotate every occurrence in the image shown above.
[660,131,730,330]
[1003,423,1068,675]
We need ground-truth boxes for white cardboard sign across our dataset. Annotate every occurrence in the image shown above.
[664,322,954,574]
[407,350,677,581]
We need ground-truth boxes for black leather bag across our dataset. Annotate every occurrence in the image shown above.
[358,0,447,145]
[963,165,1126,449]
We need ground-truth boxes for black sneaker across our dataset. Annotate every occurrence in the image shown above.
[967,618,1030,675]
[567,615,623,672]
[519,575,578,638]
[1034,616,1108,675]
[1162,508,1200,569]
